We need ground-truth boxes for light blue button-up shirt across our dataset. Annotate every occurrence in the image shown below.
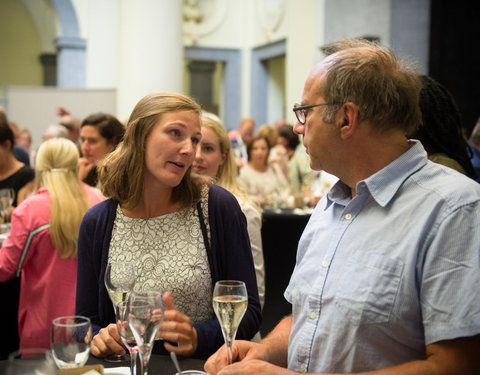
[285,140,480,373]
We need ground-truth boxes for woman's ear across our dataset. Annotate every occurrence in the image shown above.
[219,152,227,166]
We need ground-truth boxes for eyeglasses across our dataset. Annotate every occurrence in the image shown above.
[292,103,334,124]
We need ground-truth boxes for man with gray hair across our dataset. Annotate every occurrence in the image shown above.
[205,39,480,374]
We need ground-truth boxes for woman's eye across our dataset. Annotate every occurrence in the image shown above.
[170,129,180,137]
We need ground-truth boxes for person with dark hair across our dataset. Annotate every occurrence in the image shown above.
[206,39,480,375]
[78,112,125,187]
[467,116,480,182]
[75,92,261,360]
[0,108,35,212]
[0,107,35,359]
[276,124,312,194]
[409,75,476,180]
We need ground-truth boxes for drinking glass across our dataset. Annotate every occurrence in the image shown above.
[104,261,136,362]
[127,291,164,375]
[50,315,92,369]
[0,188,14,223]
[116,300,138,375]
[7,348,56,375]
[212,280,248,365]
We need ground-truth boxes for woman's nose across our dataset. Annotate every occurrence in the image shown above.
[181,139,195,155]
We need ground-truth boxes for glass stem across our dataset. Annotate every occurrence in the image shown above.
[129,348,137,375]
[138,345,153,375]
[226,339,234,365]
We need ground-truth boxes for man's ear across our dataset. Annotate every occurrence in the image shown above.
[338,102,359,139]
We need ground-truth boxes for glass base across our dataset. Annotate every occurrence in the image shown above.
[104,353,130,363]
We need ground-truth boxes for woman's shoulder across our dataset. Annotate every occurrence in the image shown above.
[83,197,117,220]
[207,184,241,209]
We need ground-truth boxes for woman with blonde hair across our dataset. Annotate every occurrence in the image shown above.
[193,113,265,309]
[76,92,261,359]
[0,138,104,350]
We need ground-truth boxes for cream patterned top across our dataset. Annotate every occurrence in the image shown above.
[108,196,213,324]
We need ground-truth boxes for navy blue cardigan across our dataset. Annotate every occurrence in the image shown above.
[75,184,262,359]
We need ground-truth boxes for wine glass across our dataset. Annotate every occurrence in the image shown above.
[50,315,92,369]
[0,188,14,223]
[212,280,248,365]
[127,291,164,375]
[104,261,135,362]
[116,300,138,375]
[7,348,56,375]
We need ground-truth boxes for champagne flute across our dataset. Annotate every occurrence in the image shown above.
[50,315,92,369]
[127,291,164,375]
[116,300,138,375]
[212,280,248,365]
[104,261,135,362]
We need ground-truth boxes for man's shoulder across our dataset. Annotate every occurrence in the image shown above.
[409,161,480,206]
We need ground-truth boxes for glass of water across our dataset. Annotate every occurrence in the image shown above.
[7,348,56,375]
[50,315,92,369]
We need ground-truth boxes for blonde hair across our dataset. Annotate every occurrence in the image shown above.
[99,92,205,210]
[201,113,260,212]
[34,138,90,258]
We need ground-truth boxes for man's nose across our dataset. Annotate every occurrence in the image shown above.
[293,121,305,135]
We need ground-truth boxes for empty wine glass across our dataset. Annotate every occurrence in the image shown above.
[50,315,92,369]
[116,300,138,375]
[104,261,135,362]
[212,280,248,365]
[7,348,56,375]
[127,291,164,375]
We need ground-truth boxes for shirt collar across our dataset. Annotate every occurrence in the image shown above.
[326,140,428,208]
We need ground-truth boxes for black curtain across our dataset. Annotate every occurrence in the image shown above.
[429,1,480,136]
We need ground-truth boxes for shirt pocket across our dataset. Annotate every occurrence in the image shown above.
[334,253,403,325]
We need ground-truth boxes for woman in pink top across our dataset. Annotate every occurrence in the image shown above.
[0,138,104,350]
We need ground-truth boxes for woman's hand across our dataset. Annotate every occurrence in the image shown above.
[78,157,96,182]
[90,323,126,357]
[159,292,198,357]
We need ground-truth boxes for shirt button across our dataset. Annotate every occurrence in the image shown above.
[310,311,316,319]
[345,213,352,220]
[322,259,329,268]
[300,363,306,372]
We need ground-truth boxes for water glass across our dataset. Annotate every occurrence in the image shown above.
[7,348,56,375]
[50,315,92,369]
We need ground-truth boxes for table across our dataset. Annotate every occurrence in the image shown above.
[260,208,311,337]
[0,354,206,374]
[88,354,206,374]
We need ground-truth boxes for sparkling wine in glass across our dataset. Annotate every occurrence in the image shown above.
[127,291,164,375]
[116,300,139,375]
[50,315,92,369]
[212,280,248,365]
[104,261,135,362]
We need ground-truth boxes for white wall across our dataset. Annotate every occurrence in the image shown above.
[7,86,116,150]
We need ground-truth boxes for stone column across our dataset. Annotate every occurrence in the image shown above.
[55,36,86,88]
[117,0,184,121]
